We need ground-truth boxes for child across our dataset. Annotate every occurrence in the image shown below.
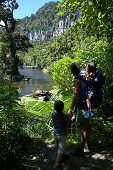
[52,100,75,170]
[85,62,97,118]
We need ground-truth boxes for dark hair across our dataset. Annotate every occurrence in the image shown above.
[70,62,80,75]
[54,100,67,127]
[87,62,96,74]
[54,100,64,113]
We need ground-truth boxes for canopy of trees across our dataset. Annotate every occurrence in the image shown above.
[0,0,32,81]
[59,0,113,43]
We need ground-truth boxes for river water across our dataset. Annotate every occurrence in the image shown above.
[13,67,54,96]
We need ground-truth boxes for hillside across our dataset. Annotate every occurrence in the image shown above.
[17,1,75,42]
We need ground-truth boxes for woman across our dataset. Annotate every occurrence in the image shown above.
[68,62,90,156]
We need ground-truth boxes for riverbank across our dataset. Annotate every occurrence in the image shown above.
[15,67,54,96]
[22,66,50,73]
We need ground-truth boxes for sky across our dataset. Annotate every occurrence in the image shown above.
[14,0,60,19]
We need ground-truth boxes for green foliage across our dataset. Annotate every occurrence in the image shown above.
[52,36,113,115]
[74,38,113,115]
[17,2,60,40]
[21,88,113,152]
[59,0,113,43]
[22,26,93,69]
[0,1,113,163]
[23,41,56,69]
[0,82,32,168]
[0,0,32,80]
[90,116,113,151]
[21,97,54,139]
[20,89,74,140]
[52,56,74,91]
[23,22,112,117]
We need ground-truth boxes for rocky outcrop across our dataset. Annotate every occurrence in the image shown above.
[25,18,76,41]
[34,90,51,101]
[17,2,77,42]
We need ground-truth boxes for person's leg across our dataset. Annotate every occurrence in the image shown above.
[86,97,91,111]
[70,109,90,156]
[86,96,94,117]
[80,119,90,148]
[55,152,63,167]
[86,120,91,150]
[54,136,66,169]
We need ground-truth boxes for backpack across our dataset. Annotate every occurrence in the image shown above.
[75,74,88,109]
[76,68,105,109]
[89,68,105,108]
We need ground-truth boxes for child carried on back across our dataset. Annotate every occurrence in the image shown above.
[85,62,97,118]
[85,61,105,118]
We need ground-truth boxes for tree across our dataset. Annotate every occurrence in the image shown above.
[59,0,113,43]
[0,0,32,81]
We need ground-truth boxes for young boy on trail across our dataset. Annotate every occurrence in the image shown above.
[52,100,75,170]
[85,62,97,118]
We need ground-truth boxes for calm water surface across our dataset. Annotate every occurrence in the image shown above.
[13,67,54,96]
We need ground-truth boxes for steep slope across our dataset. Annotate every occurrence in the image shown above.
[17,1,75,42]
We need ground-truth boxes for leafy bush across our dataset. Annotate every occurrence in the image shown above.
[52,56,74,91]
[74,38,113,116]
[21,97,54,138]
[90,116,113,152]
[52,38,113,115]
[20,89,74,139]
[0,83,32,168]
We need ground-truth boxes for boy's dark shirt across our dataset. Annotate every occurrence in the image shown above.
[52,112,69,136]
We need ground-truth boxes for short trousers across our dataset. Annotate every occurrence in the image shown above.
[88,88,94,96]
[76,108,89,123]
[54,136,66,153]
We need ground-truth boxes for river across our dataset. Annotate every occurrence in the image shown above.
[13,67,54,96]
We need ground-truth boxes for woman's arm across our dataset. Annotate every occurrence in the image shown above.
[69,114,76,123]
[69,78,81,112]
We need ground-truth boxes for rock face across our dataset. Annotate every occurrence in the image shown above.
[17,2,77,42]
[22,18,76,42]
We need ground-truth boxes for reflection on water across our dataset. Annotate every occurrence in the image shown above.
[14,67,54,96]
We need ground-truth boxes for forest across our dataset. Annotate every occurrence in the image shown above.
[0,0,113,169]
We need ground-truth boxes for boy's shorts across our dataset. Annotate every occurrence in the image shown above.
[54,136,66,153]
[76,108,89,122]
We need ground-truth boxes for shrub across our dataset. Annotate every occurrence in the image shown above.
[52,56,74,91]
[0,82,31,168]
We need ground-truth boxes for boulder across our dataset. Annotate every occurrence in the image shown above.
[34,90,51,101]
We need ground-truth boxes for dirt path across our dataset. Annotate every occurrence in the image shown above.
[23,139,113,170]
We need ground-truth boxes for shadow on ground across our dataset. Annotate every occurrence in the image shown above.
[16,138,113,170]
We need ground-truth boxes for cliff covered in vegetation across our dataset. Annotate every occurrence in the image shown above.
[17,1,76,41]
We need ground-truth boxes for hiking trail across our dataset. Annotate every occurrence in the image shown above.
[24,139,113,170]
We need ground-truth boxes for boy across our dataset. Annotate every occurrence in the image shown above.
[52,100,75,170]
